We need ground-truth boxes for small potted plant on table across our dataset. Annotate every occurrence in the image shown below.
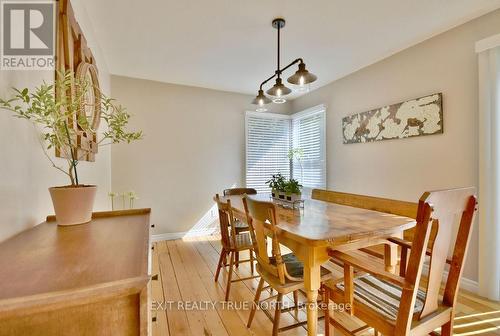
[266,173,286,198]
[0,71,143,225]
[284,179,302,202]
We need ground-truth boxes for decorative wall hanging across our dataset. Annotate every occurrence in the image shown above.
[56,0,100,161]
[342,93,443,144]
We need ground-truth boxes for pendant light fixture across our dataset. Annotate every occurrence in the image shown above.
[251,18,317,109]
[251,89,272,111]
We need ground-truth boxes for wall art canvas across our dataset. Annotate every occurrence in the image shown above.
[342,93,443,144]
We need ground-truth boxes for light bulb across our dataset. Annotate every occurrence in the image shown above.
[259,98,264,106]
[272,98,286,104]
[256,107,267,112]
[276,88,282,97]
[299,76,305,86]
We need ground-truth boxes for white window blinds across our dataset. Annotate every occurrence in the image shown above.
[245,112,291,192]
[245,105,326,192]
[291,107,326,189]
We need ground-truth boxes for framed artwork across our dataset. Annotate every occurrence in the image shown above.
[56,0,100,161]
[342,93,443,144]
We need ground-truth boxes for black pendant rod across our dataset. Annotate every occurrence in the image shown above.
[277,22,280,77]
[257,18,306,90]
[258,58,304,90]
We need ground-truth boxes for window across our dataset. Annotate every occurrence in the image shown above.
[245,105,326,192]
[291,106,326,189]
[245,112,291,193]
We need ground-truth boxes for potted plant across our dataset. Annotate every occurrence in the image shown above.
[0,71,142,225]
[284,179,302,202]
[266,173,286,198]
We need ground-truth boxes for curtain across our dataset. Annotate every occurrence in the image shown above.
[478,43,500,301]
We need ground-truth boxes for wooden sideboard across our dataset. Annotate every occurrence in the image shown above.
[0,209,152,335]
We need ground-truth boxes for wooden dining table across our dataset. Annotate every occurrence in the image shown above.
[218,193,416,336]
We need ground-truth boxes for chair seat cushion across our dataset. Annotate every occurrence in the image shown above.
[336,274,426,320]
[233,219,249,232]
[231,232,252,250]
[271,253,331,279]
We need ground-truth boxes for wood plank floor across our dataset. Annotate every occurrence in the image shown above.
[151,236,500,336]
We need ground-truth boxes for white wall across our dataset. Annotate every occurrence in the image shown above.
[110,75,289,236]
[0,0,111,242]
[290,9,500,282]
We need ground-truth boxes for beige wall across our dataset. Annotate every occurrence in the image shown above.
[110,75,289,235]
[0,0,111,242]
[290,9,500,282]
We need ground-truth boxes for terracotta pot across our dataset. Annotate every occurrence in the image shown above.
[49,185,97,226]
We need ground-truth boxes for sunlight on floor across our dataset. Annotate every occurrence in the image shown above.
[183,183,240,240]
[455,310,500,320]
[182,203,218,239]
[452,310,500,336]
[454,326,500,336]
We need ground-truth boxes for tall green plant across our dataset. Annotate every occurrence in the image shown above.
[0,71,143,186]
[288,147,304,184]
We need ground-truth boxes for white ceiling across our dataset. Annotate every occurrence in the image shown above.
[82,0,500,97]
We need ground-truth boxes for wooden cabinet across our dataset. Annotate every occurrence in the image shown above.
[0,209,152,335]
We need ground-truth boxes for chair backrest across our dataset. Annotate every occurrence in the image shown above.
[396,188,477,333]
[223,188,258,196]
[214,194,236,250]
[242,196,293,284]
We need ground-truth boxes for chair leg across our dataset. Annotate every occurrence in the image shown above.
[224,252,235,301]
[247,277,265,328]
[235,251,240,268]
[374,330,379,336]
[250,250,255,274]
[324,287,331,336]
[273,293,283,336]
[441,320,453,336]
[293,290,299,310]
[214,248,226,282]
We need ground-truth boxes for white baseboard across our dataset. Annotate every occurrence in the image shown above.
[459,276,479,293]
[422,264,478,293]
[152,227,217,242]
[151,232,186,242]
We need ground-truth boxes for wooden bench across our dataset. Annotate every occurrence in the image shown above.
[311,189,419,260]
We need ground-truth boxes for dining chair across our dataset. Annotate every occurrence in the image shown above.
[322,187,478,336]
[222,188,257,266]
[243,196,334,336]
[214,194,258,301]
[223,187,258,196]
[222,188,257,234]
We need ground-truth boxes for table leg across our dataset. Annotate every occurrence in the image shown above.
[384,242,398,273]
[303,249,323,336]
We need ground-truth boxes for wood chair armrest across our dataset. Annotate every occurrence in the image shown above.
[329,250,414,290]
[387,237,451,265]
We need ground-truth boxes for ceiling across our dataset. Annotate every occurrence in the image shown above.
[82,0,500,98]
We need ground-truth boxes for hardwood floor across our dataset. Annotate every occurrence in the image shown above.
[151,236,500,336]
